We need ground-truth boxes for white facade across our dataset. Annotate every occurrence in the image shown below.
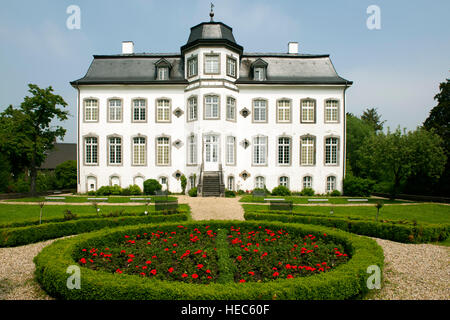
[73,20,351,195]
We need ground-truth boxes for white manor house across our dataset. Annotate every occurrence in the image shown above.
[71,16,352,196]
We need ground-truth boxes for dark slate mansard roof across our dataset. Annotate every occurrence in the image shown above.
[70,21,351,86]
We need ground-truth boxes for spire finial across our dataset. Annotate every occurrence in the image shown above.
[210,2,214,21]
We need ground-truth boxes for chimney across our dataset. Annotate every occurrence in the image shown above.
[288,42,298,54]
[122,41,134,54]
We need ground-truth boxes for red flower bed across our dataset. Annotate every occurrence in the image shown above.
[76,224,349,284]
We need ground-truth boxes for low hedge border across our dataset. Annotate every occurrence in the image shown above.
[0,207,190,229]
[0,214,187,247]
[34,220,384,300]
[245,212,449,244]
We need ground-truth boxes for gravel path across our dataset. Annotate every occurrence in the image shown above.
[177,195,245,221]
[368,238,450,300]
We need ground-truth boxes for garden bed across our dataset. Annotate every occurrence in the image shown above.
[34,220,384,300]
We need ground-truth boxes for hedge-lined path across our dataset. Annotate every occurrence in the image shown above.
[176,195,245,221]
[0,239,56,300]
[368,238,450,300]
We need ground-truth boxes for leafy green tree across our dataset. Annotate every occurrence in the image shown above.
[423,79,450,195]
[361,107,385,132]
[346,113,375,176]
[357,127,446,196]
[0,153,12,192]
[55,160,77,189]
[0,84,68,195]
[180,175,187,194]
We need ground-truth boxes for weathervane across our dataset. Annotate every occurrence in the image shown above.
[210,2,214,21]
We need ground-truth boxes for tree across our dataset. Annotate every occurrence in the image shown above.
[54,160,77,189]
[357,127,446,196]
[346,113,375,176]
[0,153,12,192]
[423,79,450,196]
[361,107,385,132]
[0,84,68,195]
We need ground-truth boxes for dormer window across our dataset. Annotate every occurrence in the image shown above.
[158,67,169,80]
[251,58,268,81]
[155,58,172,80]
[187,55,198,78]
[204,53,220,74]
[226,56,237,78]
[254,67,265,81]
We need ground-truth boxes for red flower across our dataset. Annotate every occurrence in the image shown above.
[145,260,152,264]
[80,258,86,264]
[115,269,122,274]
[287,274,294,279]
[248,271,255,276]
[168,267,174,273]
[192,274,199,279]
[236,256,242,261]
[127,259,133,263]
[206,269,211,273]
[239,279,246,283]
[181,273,188,278]
[197,264,204,269]
[150,269,157,275]
[273,272,279,277]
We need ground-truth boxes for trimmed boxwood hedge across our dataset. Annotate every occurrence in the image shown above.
[0,214,187,247]
[245,212,449,244]
[34,220,384,300]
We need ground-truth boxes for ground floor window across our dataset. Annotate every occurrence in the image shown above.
[303,176,312,189]
[255,176,265,189]
[326,176,336,192]
[279,176,289,187]
[227,176,235,191]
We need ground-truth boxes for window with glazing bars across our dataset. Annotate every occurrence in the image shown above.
[156,137,170,165]
[278,137,291,165]
[253,100,267,122]
[325,137,338,165]
[109,99,122,121]
[109,137,122,164]
[84,99,98,121]
[253,136,267,165]
[85,137,98,164]
[133,137,146,165]
[156,99,170,122]
[300,136,315,165]
[133,99,146,121]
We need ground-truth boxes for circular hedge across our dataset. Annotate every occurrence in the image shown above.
[34,220,384,300]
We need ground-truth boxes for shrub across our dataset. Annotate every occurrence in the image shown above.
[188,187,197,197]
[301,187,315,196]
[143,179,162,195]
[96,186,112,196]
[63,209,77,221]
[128,184,142,195]
[343,175,375,197]
[236,190,246,195]
[180,175,187,194]
[330,190,341,196]
[225,189,236,198]
[54,160,77,189]
[34,220,384,300]
[110,185,122,195]
[271,186,291,196]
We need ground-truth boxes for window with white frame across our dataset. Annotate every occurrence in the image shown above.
[226,97,236,121]
[84,99,98,122]
[108,137,122,165]
[187,96,197,121]
[253,99,267,122]
[325,99,339,122]
[279,176,289,187]
[132,137,146,165]
[160,176,168,187]
[204,95,219,119]
[158,67,169,80]
[278,137,291,165]
[227,176,235,191]
[327,176,336,192]
[108,99,122,121]
[156,99,170,122]
[255,176,265,189]
[226,136,236,165]
[132,99,146,122]
[187,135,197,165]
[325,137,339,165]
[226,56,237,77]
[187,56,198,77]
[85,137,98,164]
[253,136,267,165]
[204,54,219,74]
[300,136,315,165]
[277,100,291,122]
[301,99,315,123]
[303,176,312,189]
[156,137,170,165]
[189,175,196,189]
[254,67,265,81]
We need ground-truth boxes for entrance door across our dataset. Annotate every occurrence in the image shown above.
[204,134,219,171]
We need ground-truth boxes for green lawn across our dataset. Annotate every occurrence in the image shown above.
[6,195,178,203]
[239,195,408,204]
[242,203,450,225]
[0,203,190,225]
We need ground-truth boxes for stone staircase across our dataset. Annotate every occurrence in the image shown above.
[201,171,223,197]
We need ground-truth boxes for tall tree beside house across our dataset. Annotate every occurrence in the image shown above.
[346,112,375,176]
[422,79,450,196]
[361,107,385,132]
[0,84,68,195]
[357,127,446,196]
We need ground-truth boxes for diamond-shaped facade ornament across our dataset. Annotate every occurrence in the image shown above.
[173,108,184,118]
[172,139,183,149]
[239,170,250,180]
[240,107,250,118]
[172,170,183,180]
[240,139,250,149]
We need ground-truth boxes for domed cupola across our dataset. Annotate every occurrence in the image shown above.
[181,11,243,56]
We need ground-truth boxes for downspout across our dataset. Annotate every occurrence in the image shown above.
[76,85,80,193]
[342,82,349,187]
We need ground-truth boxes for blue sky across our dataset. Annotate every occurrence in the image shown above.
[0,0,449,143]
